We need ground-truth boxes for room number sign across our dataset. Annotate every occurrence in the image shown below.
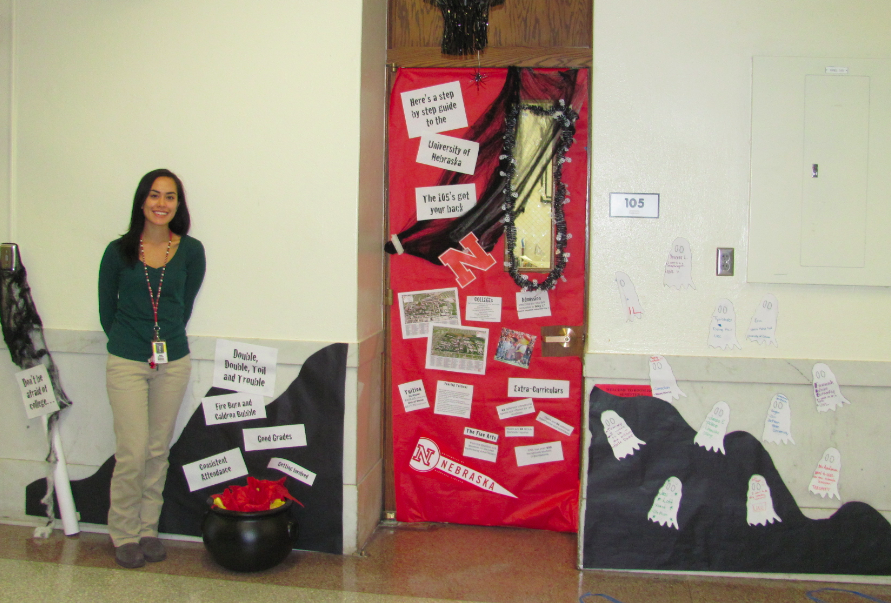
[609,193,660,218]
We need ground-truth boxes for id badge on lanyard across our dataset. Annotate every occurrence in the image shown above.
[152,335,169,366]
[142,232,172,369]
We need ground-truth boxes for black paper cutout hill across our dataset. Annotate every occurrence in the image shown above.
[582,387,891,574]
[27,342,346,554]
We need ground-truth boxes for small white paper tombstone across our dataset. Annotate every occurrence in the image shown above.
[812,363,850,413]
[809,447,841,500]
[648,355,686,403]
[762,393,794,445]
[647,476,682,530]
[600,410,645,460]
[746,475,782,526]
[707,299,741,350]
[693,401,731,455]
[663,237,695,289]
[615,271,643,321]
[746,294,779,346]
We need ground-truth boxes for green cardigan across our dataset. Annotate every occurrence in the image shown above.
[99,235,206,362]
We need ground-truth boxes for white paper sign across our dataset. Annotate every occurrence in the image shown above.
[401,81,468,138]
[615,271,643,320]
[746,294,779,346]
[213,339,277,397]
[496,398,535,420]
[507,378,569,398]
[515,290,552,319]
[812,363,850,412]
[747,475,782,526]
[505,426,534,438]
[601,410,646,460]
[434,380,473,419]
[515,441,564,467]
[463,438,498,463]
[267,457,316,486]
[809,447,841,499]
[398,380,430,412]
[762,393,794,445]
[694,401,731,454]
[417,133,479,175]
[416,184,476,221]
[707,299,741,350]
[243,424,307,452]
[663,237,695,289]
[647,476,682,529]
[648,355,686,403]
[16,365,60,419]
[609,193,660,218]
[182,448,248,492]
[536,411,573,436]
[464,427,498,443]
[202,393,267,426]
[465,296,502,323]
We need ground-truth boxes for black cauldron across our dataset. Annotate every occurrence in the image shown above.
[202,500,298,572]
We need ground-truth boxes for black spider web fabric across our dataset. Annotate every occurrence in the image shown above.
[384,67,585,267]
[0,245,73,531]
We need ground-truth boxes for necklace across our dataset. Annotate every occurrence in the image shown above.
[140,231,172,342]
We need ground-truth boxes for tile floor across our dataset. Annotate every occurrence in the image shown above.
[0,521,890,603]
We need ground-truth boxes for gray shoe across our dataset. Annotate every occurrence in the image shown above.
[115,543,145,568]
[139,536,167,562]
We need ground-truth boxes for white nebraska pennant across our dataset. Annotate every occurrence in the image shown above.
[409,437,516,498]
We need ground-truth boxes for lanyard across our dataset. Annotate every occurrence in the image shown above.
[140,232,172,342]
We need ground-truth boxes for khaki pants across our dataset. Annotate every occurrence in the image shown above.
[106,354,191,546]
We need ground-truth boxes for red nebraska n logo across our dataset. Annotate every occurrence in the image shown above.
[438,233,497,288]
[409,438,440,472]
[412,446,435,467]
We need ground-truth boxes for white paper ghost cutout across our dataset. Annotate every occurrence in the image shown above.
[746,475,782,526]
[746,294,779,346]
[601,410,646,460]
[762,393,795,445]
[663,237,695,289]
[808,447,841,500]
[707,299,741,349]
[648,355,687,403]
[694,401,731,454]
[647,476,682,530]
[615,271,643,321]
[812,363,850,412]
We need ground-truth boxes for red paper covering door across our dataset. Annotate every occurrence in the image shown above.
[387,68,588,531]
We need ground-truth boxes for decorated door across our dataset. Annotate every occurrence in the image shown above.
[386,67,588,531]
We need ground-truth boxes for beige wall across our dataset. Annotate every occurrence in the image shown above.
[0,0,386,554]
[588,0,891,361]
[8,0,384,343]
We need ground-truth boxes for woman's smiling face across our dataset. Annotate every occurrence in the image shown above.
[142,176,179,228]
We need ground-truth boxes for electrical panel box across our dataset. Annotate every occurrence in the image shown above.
[748,57,891,286]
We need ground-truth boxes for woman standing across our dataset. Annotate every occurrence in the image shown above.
[98,169,206,568]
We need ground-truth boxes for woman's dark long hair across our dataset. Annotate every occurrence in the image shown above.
[119,169,191,265]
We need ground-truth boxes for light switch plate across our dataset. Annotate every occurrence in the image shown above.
[717,248,734,276]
